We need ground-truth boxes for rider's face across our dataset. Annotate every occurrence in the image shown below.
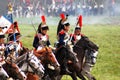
[64,26,70,32]
[41,29,48,35]
[16,35,20,40]
[75,29,81,35]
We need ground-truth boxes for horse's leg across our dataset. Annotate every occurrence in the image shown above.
[72,62,86,80]
[49,76,58,80]
[81,63,96,80]
[56,75,63,80]
[69,72,78,80]
[42,74,51,80]
[81,70,96,80]
[76,72,86,80]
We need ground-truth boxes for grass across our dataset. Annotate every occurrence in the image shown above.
[18,23,120,80]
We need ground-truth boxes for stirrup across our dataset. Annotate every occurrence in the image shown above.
[48,64,55,70]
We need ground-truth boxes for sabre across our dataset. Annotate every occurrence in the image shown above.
[69,15,83,42]
[30,17,45,48]
[31,20,37,34]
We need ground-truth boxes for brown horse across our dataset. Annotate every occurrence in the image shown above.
[2,60,26,80]
[34,46,60,80]
[56,36,99,80]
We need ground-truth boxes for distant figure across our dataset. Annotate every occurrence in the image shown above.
[99,4,104,15]
[7,2,13,14]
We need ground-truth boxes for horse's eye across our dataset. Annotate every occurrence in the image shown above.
[38,63,40,66]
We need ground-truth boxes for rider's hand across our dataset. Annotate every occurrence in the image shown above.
[49,45,56,50]
[67,41,72,45]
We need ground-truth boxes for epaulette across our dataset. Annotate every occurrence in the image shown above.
[59,30,65,35]
[35,34,38,37]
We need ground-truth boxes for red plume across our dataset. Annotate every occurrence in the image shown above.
[60,13,65,20]
[41,15,46,23]
[78,15,82,28]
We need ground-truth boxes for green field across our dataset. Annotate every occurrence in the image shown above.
[17,23,120,80]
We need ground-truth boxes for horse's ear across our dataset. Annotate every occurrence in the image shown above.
[24,47,29,51]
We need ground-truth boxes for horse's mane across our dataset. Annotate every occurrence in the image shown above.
[77,36,99,51]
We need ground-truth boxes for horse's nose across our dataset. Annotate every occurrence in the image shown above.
[23,76,27,80]
[39,71,44,77]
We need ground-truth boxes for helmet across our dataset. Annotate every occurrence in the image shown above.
[63,21,70,26]
[75,26,81,30]
[41,24,49,30]
[41,15,49,30]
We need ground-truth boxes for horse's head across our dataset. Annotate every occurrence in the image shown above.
[0,65,9,79]
[13,64,27,80]
[85,49,99,65]
[75,36,99,51]
[35,47,60,70]
[19,47,29,56]
[3,61,26,80]
[17,50,44,78]
[74,36,99,66]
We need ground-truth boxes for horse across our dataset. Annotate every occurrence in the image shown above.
[2,60,26,80]
[55,44,83,80]
[0,51,9,80]
[34,46,60,80]
[0,65,9,80]
[16,50,45,80]
[56,36,99,80]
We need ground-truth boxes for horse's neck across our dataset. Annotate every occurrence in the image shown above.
[21,63,33,72]
[0,66,9,78]
[16,53,26,63]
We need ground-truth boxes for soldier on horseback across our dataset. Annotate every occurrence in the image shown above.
[56,13,79,74]
[7,21,23,57]
[70,15,99,80]
[70,26,84,45]
[57,21,71,74]
[33,15,55,70]
[33,15,51,51]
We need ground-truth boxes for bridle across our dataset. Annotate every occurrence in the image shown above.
[22,53,40,74]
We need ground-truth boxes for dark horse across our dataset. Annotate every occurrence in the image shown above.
[34,46,60,80]
[55,44,84,80]
[56,36,99,80]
